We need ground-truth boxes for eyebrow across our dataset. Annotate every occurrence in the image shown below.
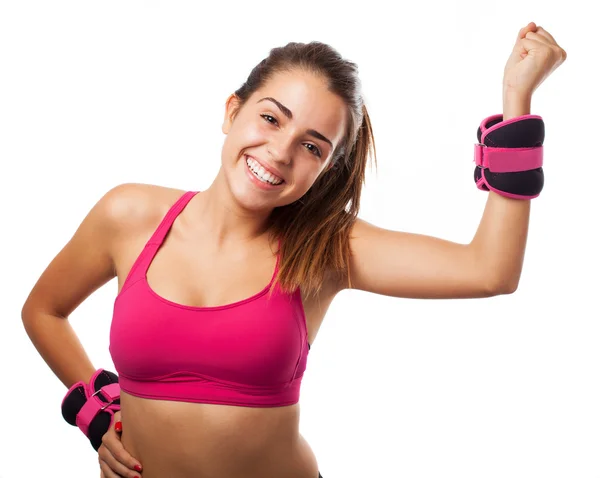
[257,97,333,149]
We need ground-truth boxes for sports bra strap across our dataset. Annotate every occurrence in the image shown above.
[119,191,198,294]
[147,191,198,246]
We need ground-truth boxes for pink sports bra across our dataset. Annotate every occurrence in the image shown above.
[109,190,310,407]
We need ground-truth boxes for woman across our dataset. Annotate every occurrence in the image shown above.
[21,22,566,478]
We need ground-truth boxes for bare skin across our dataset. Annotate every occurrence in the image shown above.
[111,184,338,478]
[24,31,566,474]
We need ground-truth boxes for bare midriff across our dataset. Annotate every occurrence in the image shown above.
[119,391,320,478]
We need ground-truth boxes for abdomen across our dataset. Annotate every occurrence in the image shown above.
[119,391,319,478]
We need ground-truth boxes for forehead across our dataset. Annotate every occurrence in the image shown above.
[254,70,347,145]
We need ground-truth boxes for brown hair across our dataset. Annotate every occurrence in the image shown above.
[231,41,377,299]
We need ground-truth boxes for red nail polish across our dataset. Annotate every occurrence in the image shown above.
[134,464,143,472]
[114,421,122,432]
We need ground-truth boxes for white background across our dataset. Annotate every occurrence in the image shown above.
[1,1,598,477]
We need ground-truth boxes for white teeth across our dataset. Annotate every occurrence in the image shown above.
[245,157,283,185]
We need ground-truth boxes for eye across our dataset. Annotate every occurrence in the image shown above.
[260,114,322,158]
[261,114,278,126]
[305,144,322,158]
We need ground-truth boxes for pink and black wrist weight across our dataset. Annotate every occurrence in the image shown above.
[61,368,121,451]
[474,114,545,199]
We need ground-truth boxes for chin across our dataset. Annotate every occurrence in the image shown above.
[223,161,283,212]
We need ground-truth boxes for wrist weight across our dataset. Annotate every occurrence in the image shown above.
[61,368,121,451]
[474,113,545,199]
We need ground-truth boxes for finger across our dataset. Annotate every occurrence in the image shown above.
[513,36,541,57]
[99,444,142,478]
[99,458,126,478]
[522,34,565,62]
[516,22,536,42]
[101,428,143,473]
[535,26,558,46]
[517,37,548,55]
[525,31,554,47]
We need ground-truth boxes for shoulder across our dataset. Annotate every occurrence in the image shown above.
[98,182,187,244]
[348,216,377,238]
[21,183,186,318]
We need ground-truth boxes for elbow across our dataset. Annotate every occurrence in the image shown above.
[21,303,32,322]
[21,301,38,322]
[21,301,50,324]
[21,302,38,333]
[487,276,519,296]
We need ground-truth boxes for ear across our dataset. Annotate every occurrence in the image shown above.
[222,94,241,134]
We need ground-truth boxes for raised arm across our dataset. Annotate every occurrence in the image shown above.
[345,189,529,299]
[341,23,566,300]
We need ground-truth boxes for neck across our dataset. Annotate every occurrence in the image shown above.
[195,169,275,249]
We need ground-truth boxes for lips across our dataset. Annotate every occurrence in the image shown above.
[245,155,285,183]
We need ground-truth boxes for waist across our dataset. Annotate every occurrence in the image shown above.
[119,391,318,478]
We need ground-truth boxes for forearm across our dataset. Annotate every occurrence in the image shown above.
[469,93,533,292]
[470,192,530,292]
[22,311,97,389]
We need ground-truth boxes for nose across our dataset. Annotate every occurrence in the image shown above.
[267,134,295,165]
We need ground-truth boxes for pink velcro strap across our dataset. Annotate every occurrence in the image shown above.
[474,144,543,172]
[75,383,121,437]
[100,383,121,401]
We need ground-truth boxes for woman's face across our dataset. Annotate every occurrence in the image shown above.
[220,69,348,212]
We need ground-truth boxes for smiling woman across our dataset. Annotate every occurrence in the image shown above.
[22,40,374,478]
[22,21,567,477]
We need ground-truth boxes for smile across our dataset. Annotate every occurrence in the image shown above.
[245,156,284,185]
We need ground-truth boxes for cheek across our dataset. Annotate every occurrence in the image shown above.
[234,116,269,145]
[243,122,267,143]
[222,122,263,162]
[293,163,324,191]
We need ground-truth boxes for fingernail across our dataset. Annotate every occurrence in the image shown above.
[134,464,143,472]
[114,421,122,432]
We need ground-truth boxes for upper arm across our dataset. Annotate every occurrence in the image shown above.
[21,183,150,319]
[340,218,500,299]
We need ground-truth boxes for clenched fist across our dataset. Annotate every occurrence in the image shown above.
[503,22,567,97]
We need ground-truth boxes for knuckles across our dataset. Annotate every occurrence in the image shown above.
[519,27,566,62]
[557,47,567,61]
